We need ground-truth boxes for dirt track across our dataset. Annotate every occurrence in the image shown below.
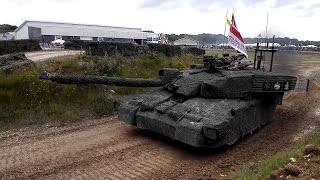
[1,61,320,179]
[25,50,80,61]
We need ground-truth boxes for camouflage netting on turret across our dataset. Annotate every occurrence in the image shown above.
[165,71,252,98]
[200,74,252,98]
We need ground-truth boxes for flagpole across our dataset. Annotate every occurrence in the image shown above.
[223,9,228,53]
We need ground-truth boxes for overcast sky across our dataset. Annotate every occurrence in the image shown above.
[2,0,320,40]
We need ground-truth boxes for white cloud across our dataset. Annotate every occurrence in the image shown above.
[1,0,319,40]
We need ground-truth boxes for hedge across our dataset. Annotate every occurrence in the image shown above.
[183,47,205,56]
[147,44,182,57]
[0,40,41,55]
[85,42,140,57]
[64,40,88,50]
[84,42,183,57]
[65,40,205,57]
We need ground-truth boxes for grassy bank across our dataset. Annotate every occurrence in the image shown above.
[233,130,320,179]
[0,54,201,130]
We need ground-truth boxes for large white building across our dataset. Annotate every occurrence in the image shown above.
[14,20,159,44]
[173,37,199,47]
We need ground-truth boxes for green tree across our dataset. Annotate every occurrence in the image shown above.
[0,24,18,33]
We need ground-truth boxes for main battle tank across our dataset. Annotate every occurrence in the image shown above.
[40,54,297,148]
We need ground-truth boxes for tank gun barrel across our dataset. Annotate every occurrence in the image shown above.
[39,72,163,87]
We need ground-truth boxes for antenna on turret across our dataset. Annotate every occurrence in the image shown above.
[262,10,269,70]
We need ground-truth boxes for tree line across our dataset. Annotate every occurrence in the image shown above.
[167,33,320,47]
[0,24,18,33]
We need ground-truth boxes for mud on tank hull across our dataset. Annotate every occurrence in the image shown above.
[118,88,282,148]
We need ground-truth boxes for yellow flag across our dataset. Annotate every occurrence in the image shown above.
[226,17,231,26]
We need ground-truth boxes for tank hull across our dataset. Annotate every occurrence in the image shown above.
[118,88,281,148]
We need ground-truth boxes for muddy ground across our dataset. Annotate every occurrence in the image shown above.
[0,57,320,179]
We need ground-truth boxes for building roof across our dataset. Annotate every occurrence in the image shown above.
[173,37,200,46]
[15,20,157,39]
[15,20,142,33]
[174,37,199,43]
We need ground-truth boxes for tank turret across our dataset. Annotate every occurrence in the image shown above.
[40,54,297,148]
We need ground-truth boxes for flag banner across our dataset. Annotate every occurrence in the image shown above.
[227,13,248,58]
[228,32,248,58]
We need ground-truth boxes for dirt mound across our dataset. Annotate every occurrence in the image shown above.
[305,144,320,156]
[270,144,320,180]
[0,53,33,71]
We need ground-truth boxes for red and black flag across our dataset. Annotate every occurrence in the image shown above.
[227,13,248,57]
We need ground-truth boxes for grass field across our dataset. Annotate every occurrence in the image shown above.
[206,49,320,62]
[233,131,320,179]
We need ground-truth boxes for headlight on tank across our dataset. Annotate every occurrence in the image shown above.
[203,127,217,140]
[274,82,281,91]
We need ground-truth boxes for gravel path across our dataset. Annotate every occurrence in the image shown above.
[0,61,319,179]
[25,50,80,61]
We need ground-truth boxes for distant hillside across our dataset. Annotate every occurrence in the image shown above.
[167,33,320,46]
[0,24,17,33]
